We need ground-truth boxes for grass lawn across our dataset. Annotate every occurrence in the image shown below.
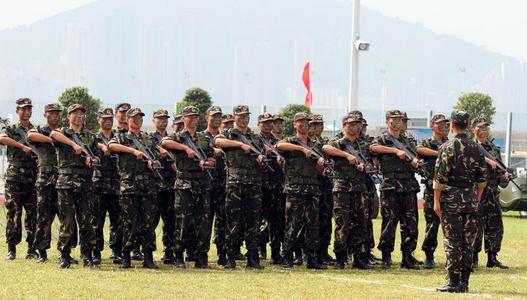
[0,208,526,299]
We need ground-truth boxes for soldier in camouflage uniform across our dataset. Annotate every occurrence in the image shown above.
[172,114,184,133]
[370,110,421,269]
[257,112,285,264]
[108,107,160,269]
[272,114,285,141]
[26,103,62,262]
[276,112,327,269]
[92,107,122,265]
[150,109,177,264]
[221,114,235,130]
[214,105,266,269]
[50,104,100,268]
[0,98,38,260]
[471,117,509,269]
[162,106,218,268]
[434,110,487,293]
[322,112,370,269]
[416,114,449,269]
[202,106,228,265]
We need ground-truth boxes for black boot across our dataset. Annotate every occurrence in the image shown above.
[64,250,78,265]
[131,248,144,261]
[173,251,186,268]
[217,248,227,266]
[460,267,471,293]
[93,250,102,265]
[224,253,236,269]
[401,251,419,269]
[259,244,267,260]
[409,252,423,265]
[382,251,392,268]
[281,251,293,268]
[162,249,175,265]
[306,253,327,270]
[37,249,48,263]
[234,247,245,260]
[293,248,303,266]
[335,251,347,269]
[472,252,479,270]
[247,250,264,269]
[120,251,131,269]
[270,247,283,265]
[318,248,335,266]
[82,250,96,268]
[111,250,122,264]
[142,251,158,269]
[424,251,435,269]
[195,252,209,269]
[5,244,16,260]
[352,253,371,270]
[437,271,462,293]
[26,246,38,259]
[487,252,509,269]
[59,251,71,269]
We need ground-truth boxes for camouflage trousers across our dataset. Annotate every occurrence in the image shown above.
[355,188,376,252]
[34,184,58,250]
[333,191,366,255]
[154,190,176,253]
[225,183,262,257]
[94,193,122,252]
[259,185,285,250]
[4,180,37,247]
[209,184,226,252]
[319,182,333,251]
[56,189,96,254]
[175,189,211,255]
[377,190,418,253]
[421,187,441,252]
[282,192,320,255]
[474,187,503,254]
[120,193,158,253]
[440,205,477,275]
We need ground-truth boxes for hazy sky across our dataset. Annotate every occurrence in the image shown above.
[0,0,525,62]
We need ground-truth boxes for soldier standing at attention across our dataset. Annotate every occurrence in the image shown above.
[221,114,235,130]
[434,110,487,293]
[369,110,421,269]
[108,107,160,269]
[277,112,327,270]
[214,105,266,269]
[172,114,184,133]
[0,98,38,260]
[471,117,509,270]
[26,103,62,262]
[416,114,449,269]
[271,114,285,140]
[50,104,100,268]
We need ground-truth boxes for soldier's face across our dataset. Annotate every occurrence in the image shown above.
[16,107,32,120]
[222,121,234,130]
[361,124,367,135]
[235,114,250,128]
[295,119,309,135]
[128,115,143,130]
[473,124,490,139]
[98,116,113,130]
[273,120,284,133]
[153,117,168,131]
[344,121,361,136]
[432,121,448,136]
[184,115,199,130]
[258,120,273,134]
[172,123,184,132]
[45,111,60,127]
[310,123,323,136]
[115,110,127,124]
[207,113,222,129]
[387,117,402,131]
[68,110,85,127]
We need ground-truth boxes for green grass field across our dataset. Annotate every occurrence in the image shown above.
[0,209,526,299]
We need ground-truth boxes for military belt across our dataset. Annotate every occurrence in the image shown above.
[383,172,414,180]
[9,162,38,168]
[39,166,57,173]
[58,167,93,176]
[177,170,205,179]
[448,181,473,189]
[286,176,320,185]
[228,168,260,176]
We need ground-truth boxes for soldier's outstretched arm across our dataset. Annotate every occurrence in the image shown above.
[322,144,357,161]
[27,131,53,143]
[50,130,82,155]
[214,137,245,149]
[416,145,438,157]
[108,142,137,155]
[161,139,197,158]
[0,135,30,151]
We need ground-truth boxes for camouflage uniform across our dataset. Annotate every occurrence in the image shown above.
[358,131,376,254]
[434,111,487,291]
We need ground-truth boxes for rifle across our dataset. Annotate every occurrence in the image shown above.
[339,139,383,185]
[97,134,118,160]
[65,128,101,168]
[128,133,164,180]
[384,135,430,178]
[151,133,176,162]
[290,138,334,178]
[179,131,214,180]
[1,118,38,158]
[230,130,275,172]
[477,143,520,190]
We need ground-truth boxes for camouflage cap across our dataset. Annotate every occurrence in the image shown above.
[430,114,448,124]
[471,116,490,128]
[126,107,145,118]
[222,114,235,123]
[98,107,114,118]
[273,114,285,121]
[182,106,200,116]
[233,105,251,115]
[361,118,368,126]
[450,110,470,126]
[293,112,311,122]
[401,112,410,120]
[343,111,363,124]
[309,114,324,124]
[153,109,170,118]
[44,103,62,112]
[258,112,274,123]
[67,104,86,114]
[206,106,223,116]
[386,110,404,119]
[16,98,32,108]
[172,114,183,124]
[115,102,131,112]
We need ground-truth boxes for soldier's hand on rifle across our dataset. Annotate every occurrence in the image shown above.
[264,145,273,155]
[213,147,224,158]
[241,144,252,154]
[434,201,442,218]
[133,149,145,160]
[185,147,198,159]
[302,148,314,158]
[357,163,365,172]
[85,157,92,167]
[101,145,110,156]
[256,154,266,166]
[346,154,357,166]
[395,149,407,160]
[502,172,512,182]
[411,158,420,169]
[158,147,170,158]
[22,145,34,155]
[72,144,83,156]
[171,163,177,172]
[277,156,284,166]
[487,159,498,170]
[316,157,325,168]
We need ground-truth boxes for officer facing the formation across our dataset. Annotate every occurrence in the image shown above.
[92,107,122,265]
[415,114,449,269]
[220,114,235,130]
[276,112,327,270]
[214,105,267,269]
[434,110,487,293]
[150,109,177,265]
[108,107,160,269]
[471,117,509,269]
[322,112,370,269]
[162,106,218,268]
[0,98,38,260]
[370,110,421,269]
[26,103,63,262]
[172,114,184,133]
[50,104,100,268]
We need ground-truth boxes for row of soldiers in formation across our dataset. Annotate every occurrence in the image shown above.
[0,98,509,285]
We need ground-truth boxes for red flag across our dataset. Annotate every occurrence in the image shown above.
[302,62,312,107]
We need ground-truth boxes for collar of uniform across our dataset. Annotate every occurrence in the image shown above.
[16,121,33,130]
[232,127,253,135]
[98,129,114,138]
[454,133,468,139]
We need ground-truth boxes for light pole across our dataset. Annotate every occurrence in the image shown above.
[347,0,369,112]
